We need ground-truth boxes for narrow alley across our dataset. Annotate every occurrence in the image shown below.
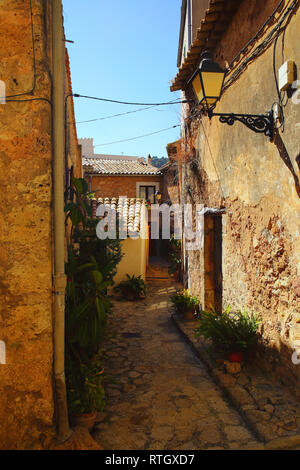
[93,263,260,450]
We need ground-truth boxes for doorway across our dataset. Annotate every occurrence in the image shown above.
[204,214,223,312]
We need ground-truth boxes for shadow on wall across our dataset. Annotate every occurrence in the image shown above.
[273,129,300,198]
[254,334,300,400]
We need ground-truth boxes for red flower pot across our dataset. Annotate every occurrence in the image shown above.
[228,352,243,363]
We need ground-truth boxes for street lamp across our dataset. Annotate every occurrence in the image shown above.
[189,52,274,141]
[155,190,162,204]
[191,51,226,107]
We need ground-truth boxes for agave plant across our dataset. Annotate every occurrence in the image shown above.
[114,274,146,300]
[195,305,261,356]
[170,289,199,314]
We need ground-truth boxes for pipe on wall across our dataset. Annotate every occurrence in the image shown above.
[52,0,71,442]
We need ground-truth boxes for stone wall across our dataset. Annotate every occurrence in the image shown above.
[0,0,54,449]
[164,140,182,205]
[162,166,180,205]
[0,0,80,449]
[65,51,82,179]
[88,174,162,199]
[180,0,300,390]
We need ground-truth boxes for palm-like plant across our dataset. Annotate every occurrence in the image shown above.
[114,274,146,300]
[170,289,199,313]
[195,305,261,355]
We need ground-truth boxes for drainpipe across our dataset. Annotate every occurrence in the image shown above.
[52,0,71,442]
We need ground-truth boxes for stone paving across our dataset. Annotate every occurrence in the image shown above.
[93,265,261,450]
[172,314,300,450]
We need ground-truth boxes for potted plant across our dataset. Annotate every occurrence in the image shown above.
[170,289,200,321]
[67,355,105,430]
[113,274,146,300]
[168,235,182,281]
[195,306,261,362]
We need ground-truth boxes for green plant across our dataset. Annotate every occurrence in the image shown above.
[64,177,122,416]
[114,274,146,300]
[170,289,199,314]
[65,251,112,356]
[65,178,123,358]
[195,305,261,355]
[66,354,105,415]
[168,235,182,275]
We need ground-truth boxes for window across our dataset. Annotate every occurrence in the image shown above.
[139,185,156,203]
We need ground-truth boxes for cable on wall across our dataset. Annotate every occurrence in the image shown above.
[227,0,286,70]
[223,0,298,92]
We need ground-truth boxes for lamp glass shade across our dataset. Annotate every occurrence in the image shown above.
[200,71,225,105]
[190,53,226,107]
[191,73,204,104]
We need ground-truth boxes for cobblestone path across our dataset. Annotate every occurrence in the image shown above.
[93,268,261,450]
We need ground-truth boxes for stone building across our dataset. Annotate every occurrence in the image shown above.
[162,140,182,205]
[0,0,81,449]
[80,138,163,201]
[171,0,300,390]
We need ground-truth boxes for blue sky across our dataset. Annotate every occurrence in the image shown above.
[63,0,182,158]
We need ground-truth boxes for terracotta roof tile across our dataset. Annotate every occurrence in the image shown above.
[171,0,241,92]
[83,157,162,176]
[96,197,147,235]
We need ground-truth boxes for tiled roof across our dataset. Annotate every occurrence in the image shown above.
[95,197,147,234]
[171,0,241,92]
[91,154,142,161]
[83,157,162,176]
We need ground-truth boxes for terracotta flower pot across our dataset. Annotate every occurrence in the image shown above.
[124,290,136,301]
[228,352,243,363]
[183,309,195,321]
[70,411,97,430]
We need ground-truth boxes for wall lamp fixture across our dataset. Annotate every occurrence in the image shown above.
[155,190,162,204]
[189,52,274,141]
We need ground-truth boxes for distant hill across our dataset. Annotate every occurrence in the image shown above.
[151,156,168,168]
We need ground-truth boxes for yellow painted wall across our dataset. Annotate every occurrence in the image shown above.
[114,236,147,285]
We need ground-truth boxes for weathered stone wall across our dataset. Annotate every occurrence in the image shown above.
[65,51,82,179]
[181,0,300,390]
[162,166,180,205]
[0,1,80,449]
[0,0,55,449]
[164,140,182,205]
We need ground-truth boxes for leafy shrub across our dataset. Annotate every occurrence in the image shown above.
[64,177,122,414]
[170,289,199,313]
[114,274,146,300]
[66,354,105,415]
[65,178,123,357]
[65,252,112,356]
[195,305,261,354]
[168,235,182,275]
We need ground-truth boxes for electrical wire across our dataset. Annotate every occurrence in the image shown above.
[93,125,180,147]
[5,97,52,104]
[73,101,181,124]
[72,93,186,107]
[273,25,285,130]
[228,0,286,69]
[223,0,298,92]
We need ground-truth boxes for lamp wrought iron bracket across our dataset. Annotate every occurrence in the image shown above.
[207,109,274,142]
